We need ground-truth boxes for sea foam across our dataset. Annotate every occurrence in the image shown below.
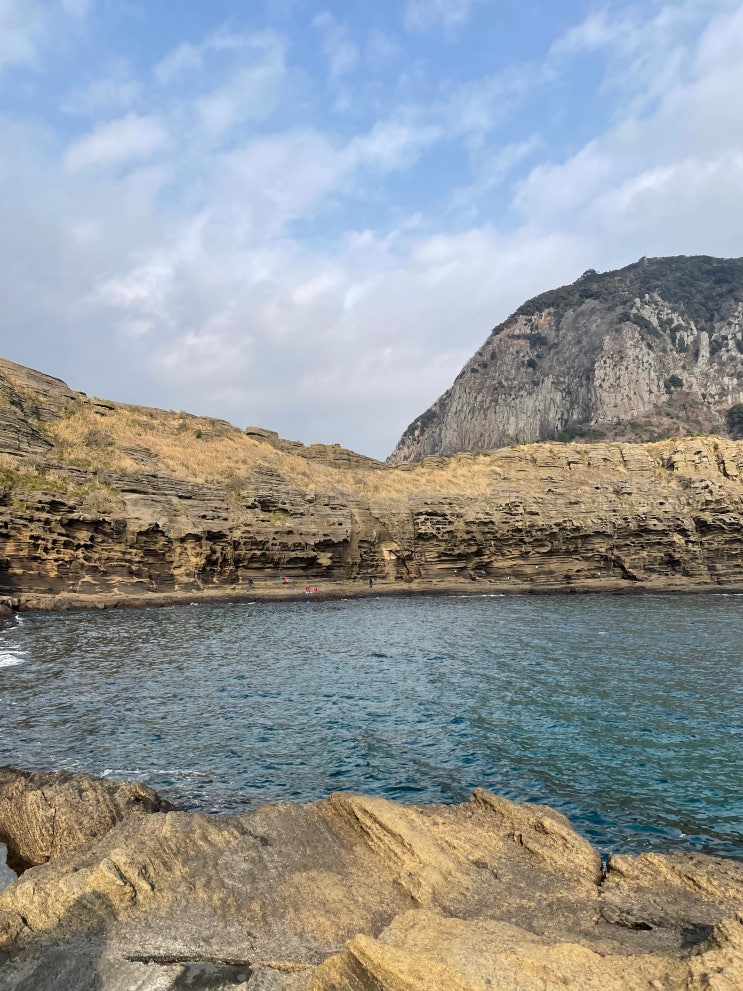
[0,651,25,668]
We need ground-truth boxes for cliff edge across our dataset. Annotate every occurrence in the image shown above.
[1,355,743,603]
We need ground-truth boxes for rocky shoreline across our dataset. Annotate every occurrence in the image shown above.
[0,767,741,990]
[4,575,743,617]
[2,357,742,988]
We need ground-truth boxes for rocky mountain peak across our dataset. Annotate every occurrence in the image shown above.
[389,255,743,463]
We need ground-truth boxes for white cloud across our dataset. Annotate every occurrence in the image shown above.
[0,0,43,73]
[439,70,534,147]
[366,30,402,69]
[203,115,442,243]
[215,129,342,237]
[513,140,612,221]
[404,0,480,36]
[155,28,286,110]
[193,32,287,137]
[451,138,540,210]
[346,116,441,173]
[154,329,252,381]
[60,0,92,16]
[549,0,741,112]
[495,0,743,305]
[0,0,96,81]
[550,8,635,56]
[64,113,168,171]
[62,66,142,115]
[155,41,202,85]
[313,11,359,77]
[696,1,743,66]
[98,258,174,316]
[517,1,743,230]
[195,66,280,136]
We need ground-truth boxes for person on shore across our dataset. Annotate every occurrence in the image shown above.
[369,577,373,589]
[247,578,254,590]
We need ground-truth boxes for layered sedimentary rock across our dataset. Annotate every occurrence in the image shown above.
[1,355,743,602]
[0,768,741,990]
[390,255,743,462]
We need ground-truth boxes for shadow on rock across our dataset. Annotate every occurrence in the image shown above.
[0,891,114,991]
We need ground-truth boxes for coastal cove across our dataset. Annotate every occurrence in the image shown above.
[1,593,741,869]
[5,3,743,972]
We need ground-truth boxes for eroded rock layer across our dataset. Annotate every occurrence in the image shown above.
[0,768,741,990]
[1,355,743,603]
[0,767,174,872]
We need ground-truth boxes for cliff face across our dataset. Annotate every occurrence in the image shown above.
[389,255,743,463]
[1,356,743,603]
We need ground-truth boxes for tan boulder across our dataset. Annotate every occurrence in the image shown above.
[311,909,743,991]
[0,767,174,872]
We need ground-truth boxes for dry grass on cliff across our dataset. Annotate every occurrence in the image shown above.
[36,396,743,509]
[0,453,122,512]
[44,401,363,492]
[5,354,742,519]
[43,399,513,500]
[49,402,296,479]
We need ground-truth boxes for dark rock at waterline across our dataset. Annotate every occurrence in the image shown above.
[0,770,741,989]
[0,767,175,873]
[0,599,17,630]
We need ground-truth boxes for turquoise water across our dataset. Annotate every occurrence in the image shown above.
[0,594,741,861]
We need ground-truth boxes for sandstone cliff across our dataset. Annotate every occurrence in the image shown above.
[389,255,743,462]
[1,355,743,604]
[0,768,741,990]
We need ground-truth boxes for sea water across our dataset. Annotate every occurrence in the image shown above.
[0,594,740,876]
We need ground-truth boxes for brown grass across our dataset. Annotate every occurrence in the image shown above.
[44,398,513,500]
[5,375,742,511]
[0,452,121,513]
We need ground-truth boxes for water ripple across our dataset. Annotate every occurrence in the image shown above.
[0,593,741,860]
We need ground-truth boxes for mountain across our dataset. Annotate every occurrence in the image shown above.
[389,255,743,463]
[1,354,743,605]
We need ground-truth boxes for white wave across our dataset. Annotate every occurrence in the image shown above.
[454,593,505,598]
[0,651,25,668]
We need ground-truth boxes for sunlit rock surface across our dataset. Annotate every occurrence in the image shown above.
[0,769,741,990]
[0,767,174,872]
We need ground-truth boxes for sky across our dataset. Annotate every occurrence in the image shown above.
[1,0,742,459]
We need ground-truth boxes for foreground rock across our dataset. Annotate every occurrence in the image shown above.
[0,767,174,872]
[0,770,741,990]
